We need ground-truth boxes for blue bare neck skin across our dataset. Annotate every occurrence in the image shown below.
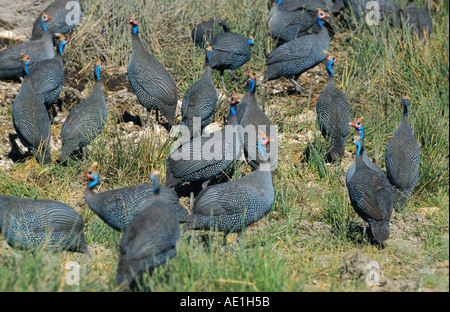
[133,24,138,35]
[248,38,254,45]
[58,41,66,56]
[258,140,265,157]
[248,79,255,94]
[355,141,361,157]
[89,174,99,189]
[151,176,159,194]
[278,0,282,5]
[402,99,409,116]
[317,16,323,28]
[24,61,30,76]
[208,49,213,65]
[42,19,48,32]
[230,106,236,116]
[327,61,334,76]
[359,126,365,141]
[95,65,102,81]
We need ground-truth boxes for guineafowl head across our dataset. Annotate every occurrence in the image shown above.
[39,11,53,32]
[55,33,69,56]
[246,72,257,94]
[349,117,365,140]
[316,8,329,27]
[229,93,240,116]
[402,96,410,116]
[150,170,161,195]
[128,14,138,35]
[322,51,337,76]
[84,162,100,189]
[94,56,102,81]
[20,53,31,76]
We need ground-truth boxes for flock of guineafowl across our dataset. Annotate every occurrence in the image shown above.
[0,0,430,289]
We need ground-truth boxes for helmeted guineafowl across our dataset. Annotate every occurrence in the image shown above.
[316,51,350,162]
[184,135,274,245]
[84,162,188,231]
[11,54,52,166]
[240,73,278,171]
[31,0,81,39]
[127,14,178,127]
[0,194,88,253]
[207,31,254,92]
[115,171,180,289]
[58,57,107,162]
[267,1,317,43]
[181,46,218,138]
[166,96,243,190]
[401,0,433,41]
[0,12,54,81]
[263,8,330,92]
[191,19,230,48]
[29,33,69,121]
[385,96,420,211]
[346,132,394,243]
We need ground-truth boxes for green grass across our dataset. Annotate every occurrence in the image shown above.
[0,0,448,292]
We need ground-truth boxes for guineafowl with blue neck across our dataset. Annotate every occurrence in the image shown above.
[84,162,188,231]
[0,12,54,81]
[385,96,420,211]
[127,14,178,127]
[263,8,330,92]
[31,0,81,39]
[316,51,350,162]
[207,31,255,92]
[29,33,69,121]
[166,96,243,190]
[184,135,274,245]
[11,54,52,166]
[115,171,180,289]
[0,194,88,254]
[346,132,394,243]
[58,57,107,162]
[181,46,218,138]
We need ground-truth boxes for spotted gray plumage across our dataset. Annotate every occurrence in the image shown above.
[127,16,178,126]
[181,55,218,138]
[31,0,81,39]
[184,139,274,243]
[316,54,350,161]
[166,102,242,188]
[385,97,420,211]
[267,2,317,43]
[0,13,54,81]
[0,194,88,253]
[12,55,52,165]
[401,0,433,40]
[269,0,344,12]
[116,173,180,288]
[263,9,330,90]
[191,20,230,48]
[84,163,188,231]
[29,34,68,119]
[346,134,393,243]
[58,58,107,162]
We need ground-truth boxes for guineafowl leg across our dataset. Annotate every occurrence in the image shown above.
[236,231,244,247]
[145,109,151,127]
[189,192,194,213]
[220,71,229,93]
[289,78,308,94]
[201,180,210,190]
[227,70,240,81]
